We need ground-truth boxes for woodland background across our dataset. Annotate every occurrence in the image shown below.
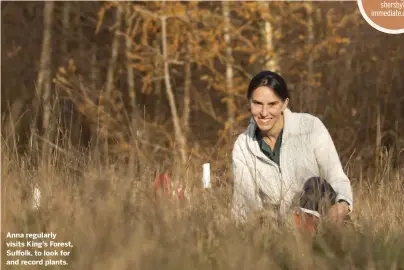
[2,2,404,269]
[2,1,404,178]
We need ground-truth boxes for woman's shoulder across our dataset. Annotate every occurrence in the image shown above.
[233,130,248,149]
[231,125,253,157]
[288,109,318,120]
[287,110,323,132]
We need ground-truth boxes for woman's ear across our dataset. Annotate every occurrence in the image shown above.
[283,98,289,110]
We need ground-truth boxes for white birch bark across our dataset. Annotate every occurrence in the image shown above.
[261,2,279,72]
[223,1,235,138]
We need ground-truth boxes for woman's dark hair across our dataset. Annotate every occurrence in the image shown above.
[247,70,289,101]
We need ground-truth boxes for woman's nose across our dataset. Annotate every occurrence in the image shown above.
[261,105,269,116]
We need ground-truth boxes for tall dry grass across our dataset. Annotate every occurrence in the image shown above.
[2,134,404,270]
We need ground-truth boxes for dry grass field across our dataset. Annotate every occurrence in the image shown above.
[2,136,404,270]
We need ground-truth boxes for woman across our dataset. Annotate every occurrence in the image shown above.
[231,70,353,228]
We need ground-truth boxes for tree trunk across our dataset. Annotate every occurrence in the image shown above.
[161,4,187,166]
[261,2,279,72]
[304,2,315,112]
[375,104,381,173]
[103,4,123,164]
[62,2,70,56]
[154,39,162,123]
[125,5,138,177]
[106,4,123,96]
[89,44,98,145]
[75,5,84,60]
[223,1,235,139]
[125,6,136,120]
[40,1,54,158]
[183,33,192,137]
[91,45,98,92]
[61,1,70,143]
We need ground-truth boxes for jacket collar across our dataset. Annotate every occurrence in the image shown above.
[245,108,292,160]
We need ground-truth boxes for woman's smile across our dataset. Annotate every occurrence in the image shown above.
[257,118,272,124]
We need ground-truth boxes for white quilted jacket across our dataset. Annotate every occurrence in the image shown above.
[231,108,353,222]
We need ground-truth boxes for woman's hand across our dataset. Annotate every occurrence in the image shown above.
[327,201,350,225]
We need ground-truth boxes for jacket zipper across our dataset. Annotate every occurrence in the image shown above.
[258,155,282,175]
[257,148,284,211]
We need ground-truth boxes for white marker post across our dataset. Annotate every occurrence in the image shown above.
[32,186,41,210]
[202,163,211,189]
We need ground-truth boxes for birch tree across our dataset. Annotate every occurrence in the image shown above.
[223,1,235,139]
[260,2,279,72]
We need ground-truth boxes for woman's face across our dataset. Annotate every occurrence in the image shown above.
[250,86,288,133]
